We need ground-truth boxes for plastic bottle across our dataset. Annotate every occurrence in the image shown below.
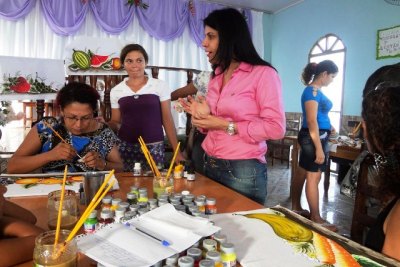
[83,210,98,233]
[133,162,142,176]
[220,243,237,267]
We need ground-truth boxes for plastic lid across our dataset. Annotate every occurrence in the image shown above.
[130,186,138,191]
[199,259,215,267]
[134,162,141,168]
[111,198,122,205]
[138,187,147,193]
[187,247,202,257]
[129,204,139,211]
[221,242,235,253]
[127,192,136,199]
[165,253,178,264]
[100,210,113,219]
[206,251,221,261]
[88,210,98,219]
[202,239,217,250]
[102,196,112,203]
[119,201,129,209]
[206,198,216,204]
[213,233,227,243]
[178,256,194,266]
[115,207,125,216]
[181,190,190,196]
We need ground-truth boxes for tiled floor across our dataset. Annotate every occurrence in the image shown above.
[0,124,355,237]
[265,159,354,237]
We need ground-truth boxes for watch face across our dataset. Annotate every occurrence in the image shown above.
[227,122,235,135]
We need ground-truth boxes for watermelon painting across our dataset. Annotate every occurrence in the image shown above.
[68,49,121,71]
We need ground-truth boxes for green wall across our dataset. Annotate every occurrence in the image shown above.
[265,0,400,115]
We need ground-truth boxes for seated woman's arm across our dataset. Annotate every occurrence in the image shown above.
[171,82,197,101]
[7,126,77,174]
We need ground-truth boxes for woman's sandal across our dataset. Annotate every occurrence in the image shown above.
[292,209,311,219]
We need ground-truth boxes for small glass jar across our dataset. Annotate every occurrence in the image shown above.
[206,251,223,267]
[199,259,215,267]
[220,242,237,267]
[127,192,138,205]
[111,198,122,211]
[202,239,217,257]
[114,207,125,223]
[118,201,130,211]
[130,186,139,197]
[129,204,140,213]
[187,247,202,265]
[101,195,112,211]
[153,176,174,199]
[205,198,217,215]
[212,233,227,250]
[99,210,114,227]
[165,253,179,266]
[33,230,77,267]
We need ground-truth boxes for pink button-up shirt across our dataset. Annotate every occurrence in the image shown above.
[202,62,285,163]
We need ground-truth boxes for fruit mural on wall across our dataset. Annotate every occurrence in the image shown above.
[68,49,122,71]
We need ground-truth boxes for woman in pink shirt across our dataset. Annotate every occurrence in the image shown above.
[181,8,285,204]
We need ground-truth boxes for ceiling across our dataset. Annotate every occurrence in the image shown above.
[206,0,304,14]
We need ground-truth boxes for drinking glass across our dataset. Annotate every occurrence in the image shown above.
[33,230,77,267]
[47,190,78,230]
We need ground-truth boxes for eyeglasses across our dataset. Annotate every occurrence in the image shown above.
[63,115,94,124]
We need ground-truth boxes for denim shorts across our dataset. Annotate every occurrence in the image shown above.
[204,154,267,205]
[298,128,330,172]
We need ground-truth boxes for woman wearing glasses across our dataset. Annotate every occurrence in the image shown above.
[7,82,123,173]
[108,44,183,171]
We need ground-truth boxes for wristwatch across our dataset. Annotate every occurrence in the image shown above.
[226,122,236,136]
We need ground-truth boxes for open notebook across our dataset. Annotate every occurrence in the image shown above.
[76,204,220,267]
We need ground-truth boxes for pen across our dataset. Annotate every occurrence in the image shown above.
[125,223,171,246]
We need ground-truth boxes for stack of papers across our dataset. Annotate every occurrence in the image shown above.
[77,204,220,267]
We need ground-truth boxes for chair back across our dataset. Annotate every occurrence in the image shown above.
[350,153,382,244]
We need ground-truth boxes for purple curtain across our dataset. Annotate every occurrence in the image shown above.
[90,0,134,35]
[135,0,188,41]
[40,0,88,36]
[188,0,223,46]
[1,0,253,42]
[0,0,36,20]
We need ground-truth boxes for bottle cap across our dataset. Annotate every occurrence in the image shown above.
[134,162,141,168]
[221,242,235,253]
[100,210,113,219]
[199,259,215,267]
[206,251,221,261]
[111,198,122,206]
[118,201,129,210]
[88,210,98,219]
[178,256,194,267]
[127,192,137,199]
[102,195,112,203]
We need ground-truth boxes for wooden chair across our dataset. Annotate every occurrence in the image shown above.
[268,118,301,168]
[350,153,382,244]
[22,100,55,128]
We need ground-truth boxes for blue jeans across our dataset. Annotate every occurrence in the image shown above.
[204,154,267,204]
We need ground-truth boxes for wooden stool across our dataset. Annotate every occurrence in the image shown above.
[22,101,55,128]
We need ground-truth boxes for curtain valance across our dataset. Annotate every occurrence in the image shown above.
[0,0,252,46]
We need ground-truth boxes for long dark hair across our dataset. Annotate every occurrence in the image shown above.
[204,8,274,75]
[301,60,338,85]
[362,84,400,197]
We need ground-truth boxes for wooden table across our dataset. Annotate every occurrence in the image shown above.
[7,172,399,267]
[8,173,262,266]
[324,144,362,192]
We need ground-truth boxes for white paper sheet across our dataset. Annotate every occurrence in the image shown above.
[76,204,220,267]
[210,208,318,267]
[3,173,119,197]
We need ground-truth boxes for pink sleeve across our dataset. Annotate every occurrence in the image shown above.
[236,68,286,143]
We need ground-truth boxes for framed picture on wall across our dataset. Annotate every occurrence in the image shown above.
[377,24,400,59]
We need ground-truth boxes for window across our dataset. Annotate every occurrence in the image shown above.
[309,34,346,132]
